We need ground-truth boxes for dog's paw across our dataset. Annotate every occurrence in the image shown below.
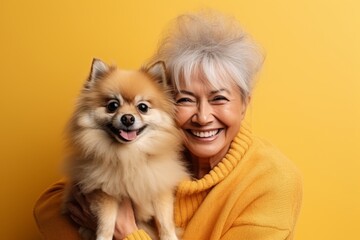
[175,227,184,239]
[96,236,113,240]
[160,232,179,240]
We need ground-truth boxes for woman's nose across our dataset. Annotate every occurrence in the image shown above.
[192,101,214,125]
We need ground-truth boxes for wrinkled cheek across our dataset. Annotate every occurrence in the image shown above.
[175,107,192,128]
[174,111,184,128]
[220,105,245,123]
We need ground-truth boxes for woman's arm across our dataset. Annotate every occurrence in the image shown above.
[33,179,153,240]
[113,197,139,240]
[33,179,81,240]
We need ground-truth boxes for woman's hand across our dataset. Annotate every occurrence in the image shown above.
[113,198,139,240]
[66,185,139,240]
[66,185,97,231]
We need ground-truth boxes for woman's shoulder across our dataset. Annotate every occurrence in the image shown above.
[230,126,302,187]
[235,126,300,173]
[244,135,303,192]
[250,135,299,170]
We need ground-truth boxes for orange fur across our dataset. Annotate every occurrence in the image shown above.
[64,59,189,240]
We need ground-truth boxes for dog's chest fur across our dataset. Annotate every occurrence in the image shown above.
[72,142,185,221]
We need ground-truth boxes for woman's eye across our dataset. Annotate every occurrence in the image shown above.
[176,98,193,104]
[138,103,149,113]
[106,100,119,113]
[211,96,229,103]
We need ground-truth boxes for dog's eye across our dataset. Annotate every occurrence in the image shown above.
[138,103,149,113]
[106,100,119,113]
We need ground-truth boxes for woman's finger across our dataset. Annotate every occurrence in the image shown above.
[67,202,85,222]
[71,185,93,217]
[67,201,97,230]
[71,186,88,210]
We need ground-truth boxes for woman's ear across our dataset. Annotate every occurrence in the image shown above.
[247,95,252,105]
[241,95,251,120]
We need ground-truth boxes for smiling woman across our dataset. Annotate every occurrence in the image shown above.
[150,10,262,179]
[174,80,246,176]
[34,10,302,240]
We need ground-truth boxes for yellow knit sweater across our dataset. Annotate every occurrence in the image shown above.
[34,126,302,240]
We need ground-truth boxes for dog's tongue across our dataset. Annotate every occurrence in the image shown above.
[119,130,137,141]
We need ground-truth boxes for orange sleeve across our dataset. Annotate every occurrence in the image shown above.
[123,229,152,240]
[33,179,81,240]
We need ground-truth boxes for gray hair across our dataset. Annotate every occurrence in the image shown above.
[148,10,264,100]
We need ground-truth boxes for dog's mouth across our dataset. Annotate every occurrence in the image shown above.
[107,124,147,143]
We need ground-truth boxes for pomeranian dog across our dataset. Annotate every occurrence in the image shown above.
[63,59,189,240]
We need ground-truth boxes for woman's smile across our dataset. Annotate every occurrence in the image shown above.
[188,129,221,139]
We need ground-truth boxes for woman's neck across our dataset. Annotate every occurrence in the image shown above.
[185,150,225,179]
[192,161,211,179]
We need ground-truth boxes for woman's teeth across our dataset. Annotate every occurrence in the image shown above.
[191,130,218,138]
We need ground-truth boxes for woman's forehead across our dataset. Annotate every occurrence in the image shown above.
[178,70,235,91]
[180,69,247,101]
[176,76,241,96]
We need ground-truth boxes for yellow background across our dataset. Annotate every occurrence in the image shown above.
[1,0,359,239]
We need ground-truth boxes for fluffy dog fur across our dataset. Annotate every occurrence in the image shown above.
[63,59,189,240]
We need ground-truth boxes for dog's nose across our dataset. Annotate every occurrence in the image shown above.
[121,114,135,127]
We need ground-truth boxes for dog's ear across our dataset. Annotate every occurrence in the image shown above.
[145,61,168,88]
[85,58,109,89]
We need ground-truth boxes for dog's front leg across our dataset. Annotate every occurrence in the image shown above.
[87,190,118,240]
[153,191,178,240]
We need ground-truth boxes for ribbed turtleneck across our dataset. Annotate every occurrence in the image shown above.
[174,125,253,228]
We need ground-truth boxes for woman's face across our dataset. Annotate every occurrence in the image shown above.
[175,76,248,164]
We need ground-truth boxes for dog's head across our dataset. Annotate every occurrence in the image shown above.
[68,59,178,152]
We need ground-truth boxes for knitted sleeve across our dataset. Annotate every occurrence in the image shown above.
[221,156,303,240]
[221,226,290,240]
[123,229,152,240]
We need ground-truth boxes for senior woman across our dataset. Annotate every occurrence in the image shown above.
[34,10,302,240]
